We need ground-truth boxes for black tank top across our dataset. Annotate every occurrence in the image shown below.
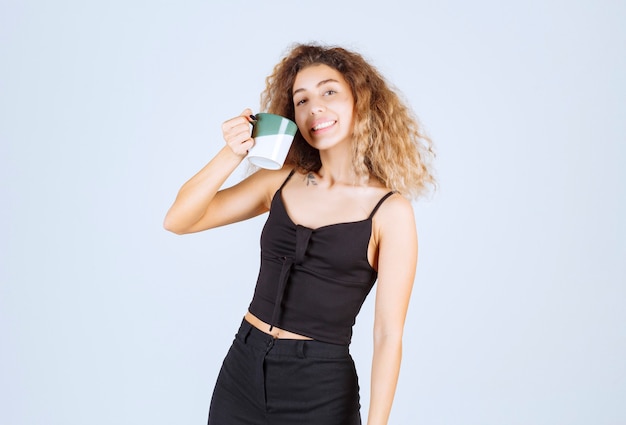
[248,170,395,345]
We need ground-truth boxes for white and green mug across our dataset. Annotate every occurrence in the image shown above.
[248,113,298,170]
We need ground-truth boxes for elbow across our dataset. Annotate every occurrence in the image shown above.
[163,215,188,235]
[163,222,182,235]
[373,331,403,346]
[372,331,403,364]
[373,325,404,348]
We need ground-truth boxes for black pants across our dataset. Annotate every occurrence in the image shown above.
[208,319,362,425]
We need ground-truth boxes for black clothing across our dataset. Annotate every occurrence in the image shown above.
[208,171,395,424]
[248,170,394,345]
[208,319,362,425]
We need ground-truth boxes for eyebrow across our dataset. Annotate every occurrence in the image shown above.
[292,78,340,96]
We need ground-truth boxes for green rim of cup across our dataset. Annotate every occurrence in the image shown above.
[251,113,298,137]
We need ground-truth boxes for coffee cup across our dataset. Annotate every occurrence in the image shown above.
[248,113,298,170]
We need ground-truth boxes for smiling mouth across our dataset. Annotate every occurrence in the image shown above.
[312,121,336,131]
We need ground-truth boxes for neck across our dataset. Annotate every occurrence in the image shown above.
[317,145,364,187]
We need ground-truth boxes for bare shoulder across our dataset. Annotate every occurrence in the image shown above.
[377,193,415,221]
[373,193,416,238]
[242,165,294,208]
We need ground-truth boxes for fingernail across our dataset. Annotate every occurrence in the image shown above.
[249,114,257,121]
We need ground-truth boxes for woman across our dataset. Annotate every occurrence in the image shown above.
[164,43,435,425]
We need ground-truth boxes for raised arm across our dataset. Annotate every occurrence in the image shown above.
[367,195,418,425]
[163,108,289,234]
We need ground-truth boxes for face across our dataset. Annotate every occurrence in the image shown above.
[292,64,355,151]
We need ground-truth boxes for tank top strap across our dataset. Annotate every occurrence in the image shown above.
[278,169,296,192]
[367,191,396,219]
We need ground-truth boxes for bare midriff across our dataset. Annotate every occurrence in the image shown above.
[244,311,313,340]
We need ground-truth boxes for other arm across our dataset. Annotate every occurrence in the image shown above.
[367,195,418,425]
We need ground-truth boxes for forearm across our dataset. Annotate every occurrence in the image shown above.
[367,335,403,425]
[163,145,243,234]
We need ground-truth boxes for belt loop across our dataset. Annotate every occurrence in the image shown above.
[242,320,253,344]
[297,340,305,359]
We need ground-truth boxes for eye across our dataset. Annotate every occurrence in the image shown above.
[324,90,336,96]
[295,98,307,106]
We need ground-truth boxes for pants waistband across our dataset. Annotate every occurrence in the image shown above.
[235,318,349,359]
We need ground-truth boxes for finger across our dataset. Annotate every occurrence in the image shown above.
[229,137,255,157]
[241,138,255,152]
[222,116,249,132]
[225,125,252,140]
[223,124,253,147]
[222,108,257,133]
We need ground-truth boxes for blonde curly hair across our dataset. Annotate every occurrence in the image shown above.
[260,43,436,200]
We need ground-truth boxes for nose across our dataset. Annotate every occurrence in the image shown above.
[308,99,325,115]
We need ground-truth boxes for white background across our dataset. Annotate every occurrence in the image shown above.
[1,1,625,424]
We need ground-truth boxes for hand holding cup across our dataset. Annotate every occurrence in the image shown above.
[222,108,257,157]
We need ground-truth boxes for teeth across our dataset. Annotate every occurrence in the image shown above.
[313,121,334,131]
